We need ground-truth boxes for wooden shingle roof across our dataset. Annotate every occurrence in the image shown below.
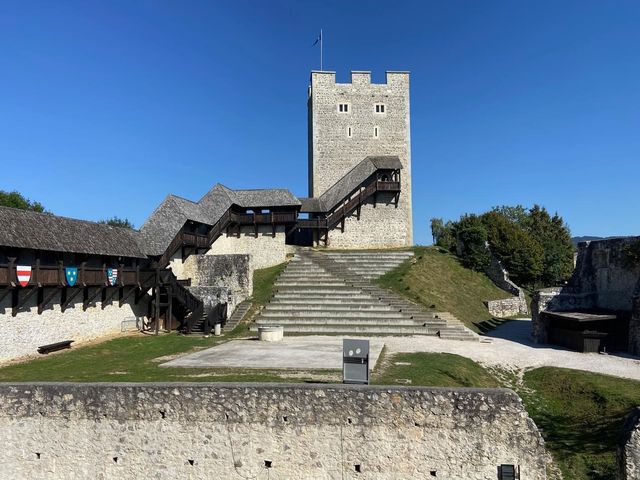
[0,206,147,258]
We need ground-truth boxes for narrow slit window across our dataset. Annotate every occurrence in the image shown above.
[347,126,352,138]
[375,104,385,113]
[374,126,379,138]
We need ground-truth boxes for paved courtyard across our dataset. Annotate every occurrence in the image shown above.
[162,336,385,370]
[162,319,640,380]
[382,318,640,381]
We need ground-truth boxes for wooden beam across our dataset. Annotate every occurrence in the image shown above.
[0,286,13,305]
[154,287,160,336]
[83,286,103,311]
[13,286,38,317]
[122,286,138,306]
[101,287,119,310]
[38,287,59,315]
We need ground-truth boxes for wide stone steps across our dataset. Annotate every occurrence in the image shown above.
[322,251,414,279]
[252,250,479,341]
[260,310,410,319]
[250,324,442,335]
[266,303,400,311]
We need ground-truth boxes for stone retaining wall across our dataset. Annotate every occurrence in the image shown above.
[0,293,146,364]
[181,254,253,316]
[619,407,640,480]
[0,382,548,479]
[484,250,528,317]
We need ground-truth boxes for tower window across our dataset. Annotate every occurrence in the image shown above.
[375,104,385,113]
[374,126,379,138]
[338,103,349,113]
[347,126,352,138]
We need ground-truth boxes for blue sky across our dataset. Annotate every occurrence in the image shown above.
[1,1,639,244]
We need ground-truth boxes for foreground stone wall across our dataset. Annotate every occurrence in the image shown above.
[207,225,288,270]
[0,292,146,363]
[0,383,547,479]
[326,193,410,249]
[619,407,640,480]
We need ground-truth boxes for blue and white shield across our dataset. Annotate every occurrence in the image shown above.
[65,267,78,287]
[107,268,118,286]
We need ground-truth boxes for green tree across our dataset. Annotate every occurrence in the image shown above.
[525,205,574,286]
[98,216,134,229]
[481,211,544,288]
[491,205,529,227]
[454,215,491,271]
[0,190,47,212]
[430,217,456,250]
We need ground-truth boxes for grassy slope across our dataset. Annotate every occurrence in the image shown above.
[523,367,640,480]
[373,352,499,388]
[376,246,513,331]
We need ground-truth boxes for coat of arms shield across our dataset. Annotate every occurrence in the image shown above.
[107,268,118,286]
[65,267,78,287]
[16,265,32,287]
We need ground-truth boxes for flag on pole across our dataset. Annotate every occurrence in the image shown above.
[313,30,322,46]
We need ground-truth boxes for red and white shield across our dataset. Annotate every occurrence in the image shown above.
[16,265,32,287]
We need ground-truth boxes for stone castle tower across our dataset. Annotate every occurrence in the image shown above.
[307,71,413,248]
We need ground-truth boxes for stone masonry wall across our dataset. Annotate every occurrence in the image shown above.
[631,296,640,356]
[181,254,253,315]
[0,292,147,363]
[327,193,409,249]
[207,225,288,270]
[531,238,640,348]
[309,71,412,247]
[571,238,640,311]
[0,383,547,479]
[484,251,528,318]
[619,407,640,480]
[486,296,527,318]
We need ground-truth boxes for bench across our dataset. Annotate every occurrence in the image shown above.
[37,340,74,355]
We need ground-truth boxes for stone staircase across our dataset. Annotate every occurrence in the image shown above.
[252,251,478,340]
[323,250,415,279]
[223,299,252,332]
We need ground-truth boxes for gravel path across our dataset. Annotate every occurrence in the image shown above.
[381,318,640,381]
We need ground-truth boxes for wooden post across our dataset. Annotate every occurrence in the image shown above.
[7,257,16,287]
[167,285,173,332]
[154,286,160,336]
[58,261,65,286]
[34,259,41,287]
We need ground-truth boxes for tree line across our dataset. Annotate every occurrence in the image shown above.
[431,205,574,290]
[0,190,134,229]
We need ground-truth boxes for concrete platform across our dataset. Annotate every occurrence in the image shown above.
[161,336,385,370]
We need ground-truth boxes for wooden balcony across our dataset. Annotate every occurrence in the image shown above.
[0,263,159,288]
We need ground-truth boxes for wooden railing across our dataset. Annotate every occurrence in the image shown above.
[298,178,401,231]
[0,262,156,288]
[157,208,298,269]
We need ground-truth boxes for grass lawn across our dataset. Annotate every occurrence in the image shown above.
[241,261,288,324]
[373,351,499,388]
[522,367,640,480]
[376,246,514,331]
[0,332,340,383]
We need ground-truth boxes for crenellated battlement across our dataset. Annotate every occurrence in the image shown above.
[310,70,410,87]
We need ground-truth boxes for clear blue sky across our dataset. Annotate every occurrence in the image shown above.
[1,1,639,244]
